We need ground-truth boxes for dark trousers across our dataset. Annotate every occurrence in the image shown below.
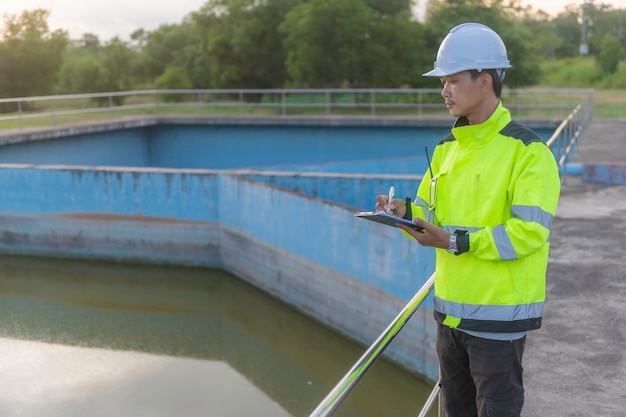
[436,323,526,417]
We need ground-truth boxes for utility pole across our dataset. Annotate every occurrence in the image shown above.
[580,1,591,55]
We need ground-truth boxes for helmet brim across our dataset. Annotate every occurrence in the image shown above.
[422,68,446,77]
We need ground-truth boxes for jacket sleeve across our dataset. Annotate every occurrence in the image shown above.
[468,142,561,261]
[399,169,439,239]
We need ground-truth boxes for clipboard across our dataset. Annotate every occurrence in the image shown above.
[354,211,424,232]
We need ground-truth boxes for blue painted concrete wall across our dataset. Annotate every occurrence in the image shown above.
[0,128,150,167]
[582,163,626,185]
[149,125,450,169]
[0,119,556,170]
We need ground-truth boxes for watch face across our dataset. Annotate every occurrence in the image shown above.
[447,235,457,252]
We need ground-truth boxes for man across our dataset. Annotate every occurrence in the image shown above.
[376,23,561,417]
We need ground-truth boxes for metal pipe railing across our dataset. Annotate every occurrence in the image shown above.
[308,272,436,417]
[0,88,592,134]
[545,90,594,184]
[417,379,442,417]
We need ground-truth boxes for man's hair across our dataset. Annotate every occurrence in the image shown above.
[469,69,503,98]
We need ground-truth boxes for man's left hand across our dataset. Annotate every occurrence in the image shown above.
[397,218,450,250]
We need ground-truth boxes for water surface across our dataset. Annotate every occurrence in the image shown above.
[0,256,437,417]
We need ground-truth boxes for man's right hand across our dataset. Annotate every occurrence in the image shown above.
[375,195,407,218]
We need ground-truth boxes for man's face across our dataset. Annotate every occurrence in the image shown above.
[439,71,483,118]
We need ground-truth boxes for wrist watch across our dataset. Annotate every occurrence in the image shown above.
[447,234,458,254]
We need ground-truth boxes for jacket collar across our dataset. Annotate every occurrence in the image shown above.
[451,101,512,147]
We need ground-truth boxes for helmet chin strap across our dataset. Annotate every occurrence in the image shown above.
[477,68,507,81]
[498,69,506,81]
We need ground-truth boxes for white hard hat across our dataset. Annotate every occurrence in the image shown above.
[423,22,511,77]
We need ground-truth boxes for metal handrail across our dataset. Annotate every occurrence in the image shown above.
[545,90,594,184]
[0,88,593,133]
[309,272,436,417]
[417,379,442,417]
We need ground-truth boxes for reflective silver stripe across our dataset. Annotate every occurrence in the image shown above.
[434,297,544,321]
[493,224,517,260]
[512,205,554,230]
[442,225,482,234]
[414,198,435,223]
[415,196,428,207]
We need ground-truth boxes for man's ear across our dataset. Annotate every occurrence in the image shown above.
[480,72,492,92]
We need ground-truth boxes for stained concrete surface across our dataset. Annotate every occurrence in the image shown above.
[523,120,626,417]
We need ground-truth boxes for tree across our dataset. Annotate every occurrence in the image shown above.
[193,0,302,89]
[281,0,375,87]
[154,66,193,102]
[155,66,192,89]
[358,11,429,88]
[138,24,191,80]
[364,0,412,16]
[58,51,104,94]
[281,0,427,88]
[132,21,209,88]
[58,33,105,94]
[587,8,626,56]
[99,37,134,103]
[521,12,563,60]
[0,9,68,99]
[550,10,582,58]
[79,33,101,53]
[597,34,622,74]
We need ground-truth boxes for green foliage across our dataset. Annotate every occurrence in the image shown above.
[0,9,68,100]
[193,0,300,90]
[9,1,626,96]
[597,34,623,74]
[58,51,104,94]
[550,10,585,58]
[281,0,425,88]
[137,24,193,80]
[155,66,192,90]
[97,37,134,104]
[364,0,412,15]
[540,57,602,87]
[598,67,626,89]
[154,66,192,102]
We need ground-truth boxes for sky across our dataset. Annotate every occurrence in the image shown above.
[0,0,205,41]
[2,0,626,41]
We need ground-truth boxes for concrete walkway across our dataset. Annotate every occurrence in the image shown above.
[524,119,626,416]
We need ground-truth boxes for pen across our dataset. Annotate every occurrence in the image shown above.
[387,186,395,215]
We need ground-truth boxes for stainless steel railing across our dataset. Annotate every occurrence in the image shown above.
[308,272,437,417]
[546,90,594,184]
[0,88,593,133]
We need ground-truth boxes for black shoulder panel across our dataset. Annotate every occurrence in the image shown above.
[499,121,544,145]
[437,133,456,147]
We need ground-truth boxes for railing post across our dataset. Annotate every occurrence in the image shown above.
[52,100,57,126]
[418,91,423,117]
[326,91,331,115]
[281,91,286,116]
[18,101,23,132]
[371,91,375,116]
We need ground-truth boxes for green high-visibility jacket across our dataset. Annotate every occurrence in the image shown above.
[410,102,561,333]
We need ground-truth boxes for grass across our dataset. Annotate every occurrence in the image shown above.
[586,89,626,118]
